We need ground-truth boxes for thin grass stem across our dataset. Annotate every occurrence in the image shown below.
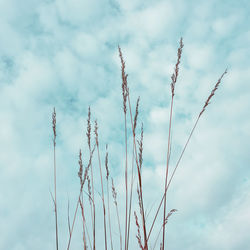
[52,108,59,250]
[112,178,122,250]
[95,121,108,250]
[86,107,96,250]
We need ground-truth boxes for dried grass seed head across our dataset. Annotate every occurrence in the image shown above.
[52,107,56,145]
[199,69,227,117]
[137,123,143,170]
[86,174,92,203]
[78,149,83,185]
[118,46,128,114]
[111,178,117,205]
[86,106,91,149]
[137,185,143,216]
[94,120,99,146]
[105,144,109,180]
[133,96,140,135]
[163,209,178,226]
[84,144,96,184]
[134,211,143,250]
[171,37,184,97]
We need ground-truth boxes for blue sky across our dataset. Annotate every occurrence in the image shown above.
[0,0,250,249]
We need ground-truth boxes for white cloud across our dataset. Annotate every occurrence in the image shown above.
[0,0,250,249]
[185,44,215,70]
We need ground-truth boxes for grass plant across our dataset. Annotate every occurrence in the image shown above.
[51,38,227,250]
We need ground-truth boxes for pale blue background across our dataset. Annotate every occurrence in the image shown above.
[0,0,250,249]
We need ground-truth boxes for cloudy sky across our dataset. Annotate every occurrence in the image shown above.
[0,0,250,249]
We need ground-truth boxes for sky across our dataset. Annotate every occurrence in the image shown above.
[0,0,250,249]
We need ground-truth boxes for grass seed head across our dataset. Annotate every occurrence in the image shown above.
[199,69,227,117]
[86,106,91,149]
[52,107,56,146]
[118,46,128,114]
[133,96,140,135]
[105,144,109,180]
[171,37,184,97]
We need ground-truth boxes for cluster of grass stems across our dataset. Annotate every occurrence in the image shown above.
[51,38,227,250]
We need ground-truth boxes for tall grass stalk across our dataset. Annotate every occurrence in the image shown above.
[127,92,148,249]
[79,197,88,249]
[105,145,114,250]
[86,107,96,250]
[118,47,148,249]
[52,108,59,250]
[112,178,122,250]
[127,96,140,250]
[78,150,88,249]
[118,46,129,250]
[162,37,184,249]
[94,120,108,250]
